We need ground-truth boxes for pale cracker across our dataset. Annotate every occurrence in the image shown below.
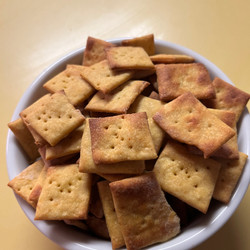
[213,152,248,203]
[35,164,92,220]
[8,159,44,208]
[89,113,158,164]
[154,140,221,213]
[156,63,215,101]
[8,118,39,161]
[83,36,115,66]
[106,46,155,70]
[79,119,145,174]
[121,34,155,55]
[85,80,149,114]
[98,181,125,249]
[129,95,165,153]
[80,60,134,94]
[109,172,180,249]
[20,91,85,146]
[153,92,236,158]
[150,54,195,64]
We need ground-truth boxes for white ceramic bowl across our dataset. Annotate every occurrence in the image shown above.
[6,38,250,250]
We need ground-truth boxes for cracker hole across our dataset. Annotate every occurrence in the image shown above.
[188,129,192,132]
[58,115,61,119]
[49,198,54,201]
[180,166,184,170]
[60,189,63,193]
[110,145,115,149]
[49,180,53,184]
[106,74,110,77]
[68,189,71,193]
[17,188,21,191]
[44,128,48,132]
[185,169,188,174]
[29,187,32,190]
[48,115,52,119]
[121,137,124,141]
[128,145,133,149]
[208,124,212,128]
[57,184,61,187]
[187,175,191,178]
[121,115,125,119]
[173,172,177,176]
[78,177,82,181]
[68,182,72,186]
[68,115,72,119]
[174,120,178,124]
[104,125,109,130]
[206,166,210,170]
[171,158,175,162]
[118,125,122,129]
[37,116,41,120]
[188,109,193,113]
[44,119,47,123]
[194,184,198,188]
[195,168,198,172]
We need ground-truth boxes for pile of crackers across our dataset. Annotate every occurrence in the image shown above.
[8,34,250,249]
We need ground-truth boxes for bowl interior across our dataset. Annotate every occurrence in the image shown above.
[6,39,250,250]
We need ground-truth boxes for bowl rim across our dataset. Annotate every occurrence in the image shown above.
[6,38,250,250]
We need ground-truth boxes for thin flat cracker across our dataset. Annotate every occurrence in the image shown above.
[109,172,180,249]
[213,152,248,203]
[121,34,155,55]
[153,92,235,158]
[156,63,215,101]
[98,173,134,182]
[98,181,125,249]
[35,164,92,220]
[80,60,134,94]
[85,80,149,114]
[8,159,44,208]
[8,118,39,161]
[83,36,115,66]
[106,46,155,70]
[154,141,221,213]
[150,54,195,64]
[43,66,95,106]
[129,95,165,153]
[79,119,145,174]
[20,91,85,146]
[89,113,157,164]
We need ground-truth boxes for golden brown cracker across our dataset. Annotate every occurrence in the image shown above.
[150,54,195,64]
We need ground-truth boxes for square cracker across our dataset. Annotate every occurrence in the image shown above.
[98,181,125,249]
[153,92,236,158]
[202,77,250,122]
[85,80,149,114]
[8,159,44,208]
[106,46,155,70]
[128,95,165,153]
[80,60,133,94]
[35,164,92,220]
[8,118,40,161]
[89,112,158,164]
[155,63,215,101]
[150,54,195,64]
[43,65,95,106]
[154,140,221,213]
[213,152,248,203]
[83,36,115,66]
[109,172,180,249]
[20,91,85,146]
[121,34,155,55]
[79,119,145,174]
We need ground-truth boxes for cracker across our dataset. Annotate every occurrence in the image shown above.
[150,54,195,64]
[20,91,85,146]
[80,60,134,94]
[85,80,149,114]
[64,220,88,231]
[106,46,155,70]
[8,159,44,208]
[109,172,180,249]
[121,34,155,55]
[45,124,84,160]
[35,164,92,220]
[153,92,236,158]
[203,77,250,122]
[29,166,48,202]
[79,119,145,174]
[43,66,95,106]
[89,113,157,164]
[98,181,125,249]
[83,36,115,66]
[213,152,248,203]
[98,173,134,182]
[8,118,39,161]
[129,95,165,153]
[148,91,160,100]
[156,63,215,101]
[89,183,104,219]
[132,69,155,80]
[154,141,221,213]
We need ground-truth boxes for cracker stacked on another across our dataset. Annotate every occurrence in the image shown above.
[8,34,250,250]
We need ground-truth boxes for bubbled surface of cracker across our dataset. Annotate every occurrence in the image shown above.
[213,152,248,203]
[121,34,155,55]
[35,164,92,220]
[80,60,134,94]
[156,63,215,101]
[21,91,85,146]
[106,46,155,70]
[150,54,195,64]
[79,119,145,174]
[109,172,180,250]
[153,92,236,158]
[85,80,149,114]
[8,159,44,208]
[154,141,221,213]
[89,113,157,164]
